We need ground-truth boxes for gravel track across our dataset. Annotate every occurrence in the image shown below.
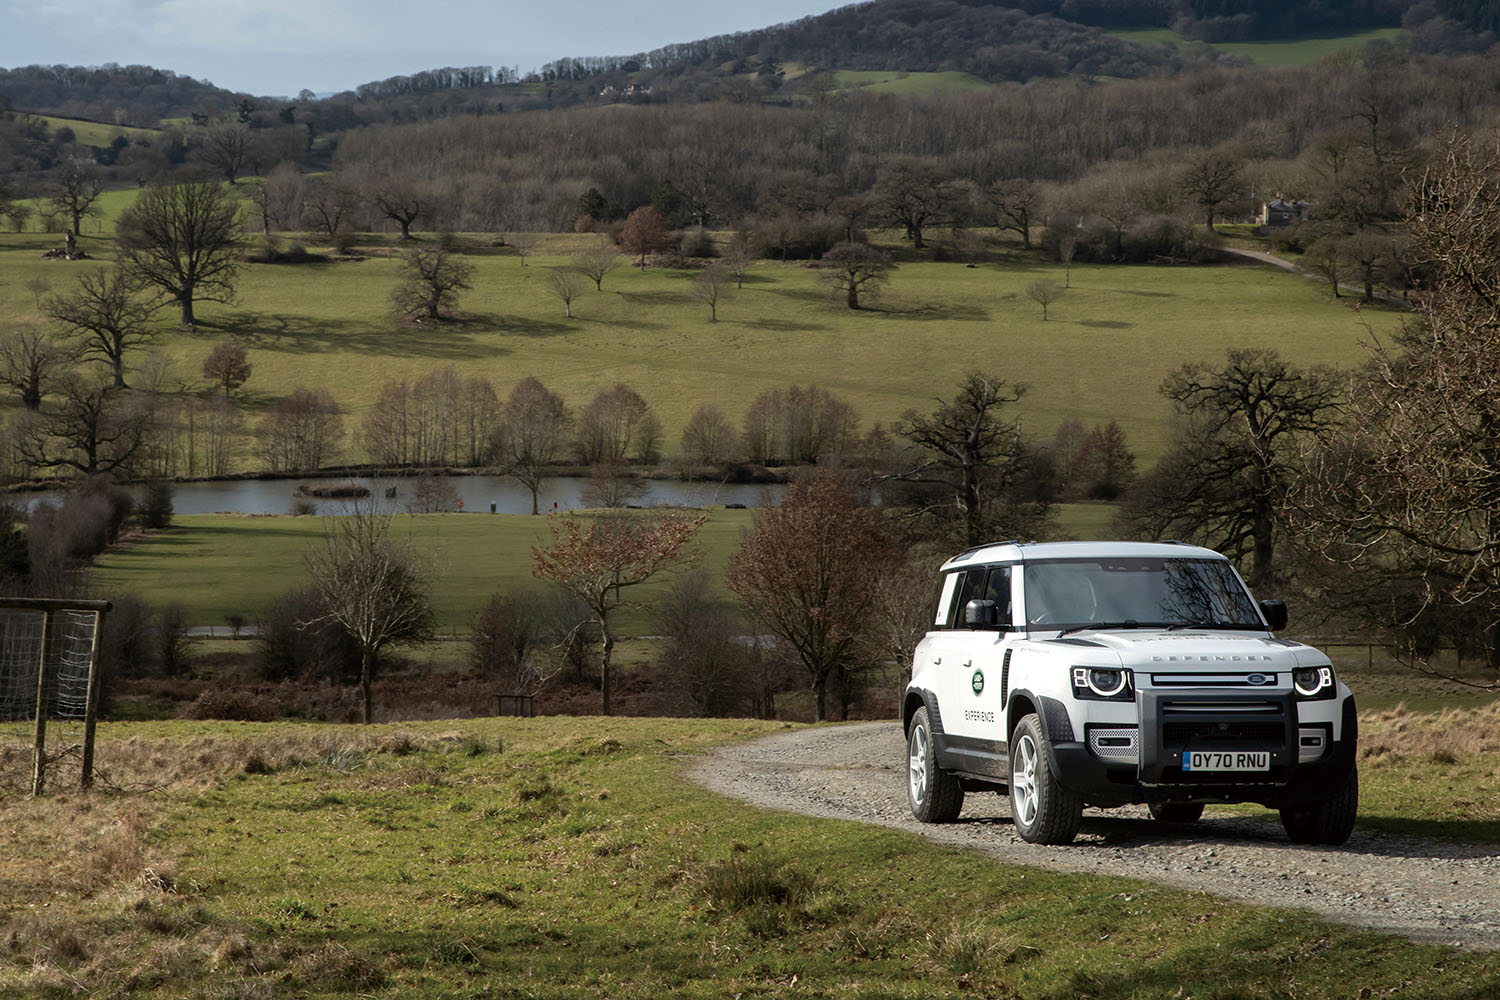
[688,722,1500,950]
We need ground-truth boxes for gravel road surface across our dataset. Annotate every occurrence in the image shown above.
[689,722,1500,950]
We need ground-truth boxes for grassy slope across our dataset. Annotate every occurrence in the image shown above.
[34,115,157,147]
[1111,27,1404,65]
[88,503,1125,631]
[1,716,1496,999]
[832,70,993,94]
[0,232,1401,469]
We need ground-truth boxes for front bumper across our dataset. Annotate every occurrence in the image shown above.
[1047,693,1357,809]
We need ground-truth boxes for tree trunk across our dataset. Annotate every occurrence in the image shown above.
[812,673,826,722]
[178,289,195,326]
[599,621,614,716]
[847,284,859,309]
[360,648,374,724]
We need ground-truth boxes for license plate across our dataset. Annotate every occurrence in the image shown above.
[1182,750,1270,772]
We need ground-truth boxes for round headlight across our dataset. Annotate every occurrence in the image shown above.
[1294,666,1331,697]
[1088,668,1127,698]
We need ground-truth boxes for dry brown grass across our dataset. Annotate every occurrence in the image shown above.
[1360,701,1500,762]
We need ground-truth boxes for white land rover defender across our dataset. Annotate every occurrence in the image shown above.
[902,541,1358,846]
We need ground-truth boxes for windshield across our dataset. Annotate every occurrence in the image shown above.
[1022,557,1261,630]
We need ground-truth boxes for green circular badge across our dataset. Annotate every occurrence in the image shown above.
[971,669,985,695]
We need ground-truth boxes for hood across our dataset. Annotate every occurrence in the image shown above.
[1041,630,1320,671]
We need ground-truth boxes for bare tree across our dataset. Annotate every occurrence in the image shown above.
[725,230,758,288]
[246,162,305,235]
[891,372,1041,547]
[47,267,160,388]
[371,178,429,240]
[680,404,739,467]
[116,181,241,326]
[470,589,568,696]
[547,267,585,317]
[576,384,652,464]
[1025,278,1065,320]
[12,372,153,477]
[497,376,571,514]
[201,339,251,398]
[692,263,731,321]
[1180,149,1245,232]
[197,122,252,183]
[573,247,620,291]
[391,245,474,321]
[508,233,536,266]
[258,387,344,472]
[1123,348,1340,589]
[991,178,1041,249]
[726,474,899,721]
[875,157,964,251]
[304,174,363,239]
[48,158,105,239]
[533,509,705,714]
[306,500,434,723]
[0,324,73,411]
[1304,235,1345,298]
[820,241,891,309]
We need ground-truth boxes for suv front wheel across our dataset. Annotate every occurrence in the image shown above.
[907,706,964,822]
[1009,713,1084,845]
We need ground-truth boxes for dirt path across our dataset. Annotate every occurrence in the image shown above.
[689,722,1500,950]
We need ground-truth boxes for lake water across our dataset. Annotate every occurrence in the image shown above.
[17,475,785,516]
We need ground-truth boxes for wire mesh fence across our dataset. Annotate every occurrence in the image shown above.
[0,599,110,795]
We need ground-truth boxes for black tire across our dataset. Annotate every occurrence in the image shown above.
[907,706,964,823]
[1148,801,1204,824]
[1280,766,1359,845]
[1008,713,1083,845]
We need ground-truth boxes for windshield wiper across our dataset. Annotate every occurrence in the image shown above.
[1165,621,1262,631]
[1055,620,1163,637]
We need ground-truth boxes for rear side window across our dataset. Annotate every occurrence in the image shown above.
[937,565,1012,629]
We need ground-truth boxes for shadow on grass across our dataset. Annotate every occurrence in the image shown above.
[747,318,831,333]
[618,289,693,307]
[200,311,513,360]
[1075,320,1133,329]
[888,301,991,322]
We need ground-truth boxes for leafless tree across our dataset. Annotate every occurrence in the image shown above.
[497,376,571,514]
[618,205,674,267]
[470,588,568,696]
[547,267,586,317]
[47,267,160,388]
[573,247,620,291]
[47,159,105,238]
[406,470,461,512]
[533,509,705,714]
[820,241,891,309]
[12,372,153,477]
[509,233,536,266]
[1180,149,1245,232]
[391,245,474,321]
[680,404,740,466]
[246,162,305,234]
[306,499,434,723]
[874,157,964,251]
[724,230,758,288]
[692,263,732,321]
[304,173,364,239]
[991,177,1041,249]
[196,122,253,183]
[371,177,430,240]
[116,181,241,326]
[0,324,74,411]
[201,339,251,398]
[258,387,344,473]
[726,474,899,721]
[1025,278,1065,319]
[575,383,653,465]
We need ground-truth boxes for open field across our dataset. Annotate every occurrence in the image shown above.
[0,715,1497,999]
[832,69,993,94]
[1111,27,1404,65]
[32,114,157,148]
[0,229,1401,470]
[87,503,1122,632]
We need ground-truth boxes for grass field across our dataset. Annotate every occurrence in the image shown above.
[0,229,1402,471]
[1112,27,1404,65]
[33,114,157,148]
[0,714,1496,999]
[832,70,993,95]
[86,503,1126,632]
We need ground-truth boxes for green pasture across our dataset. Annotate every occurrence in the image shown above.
[87,503,1125,631]
[34,114,156,148]
[0,230,1401,470]
[1112,26,1404,65]
[1,715,1496,999]
[832,70,993,95]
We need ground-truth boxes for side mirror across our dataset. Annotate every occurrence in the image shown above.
[1259,599,1288,632]
[964,599,1000,629]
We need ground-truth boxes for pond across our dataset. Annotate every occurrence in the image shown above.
[18,475,787,516]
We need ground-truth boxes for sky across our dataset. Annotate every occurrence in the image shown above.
[0,0,851,97]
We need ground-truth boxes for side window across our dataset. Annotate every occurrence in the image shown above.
[951,568,988,628]
[933,572,962,628]
[984,566,1013,625]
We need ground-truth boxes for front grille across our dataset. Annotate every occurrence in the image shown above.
[1164,722,1285,746]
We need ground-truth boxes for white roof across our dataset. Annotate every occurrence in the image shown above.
[939,540,1224,572]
